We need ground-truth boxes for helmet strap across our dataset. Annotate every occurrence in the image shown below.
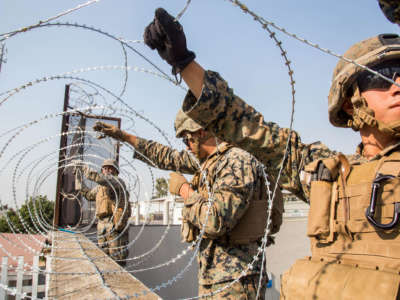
[185,132,202,161]
[347,82,400,137]
[347,83,377,131]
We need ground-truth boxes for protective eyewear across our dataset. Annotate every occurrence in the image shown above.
[182,134,194,147]
[357,61,400,92]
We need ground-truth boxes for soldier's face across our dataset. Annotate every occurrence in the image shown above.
[102,166,117,175]
[183,131,206,160]
[361,76,400,125]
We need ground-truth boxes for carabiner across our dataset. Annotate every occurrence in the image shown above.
[365,173,400,230]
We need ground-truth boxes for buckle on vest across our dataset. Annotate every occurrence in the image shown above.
[365,173,400,230]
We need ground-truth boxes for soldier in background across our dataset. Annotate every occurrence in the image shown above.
[76,159,131,266]
[379,0,400,25]
[143,8,400,299]
[93,110,283,299]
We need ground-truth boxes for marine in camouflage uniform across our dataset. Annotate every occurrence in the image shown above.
[93,111,284,299]
[180,37,400,299]
[143,8,400,300]
[77,159,131,265]
[379,0,400,25]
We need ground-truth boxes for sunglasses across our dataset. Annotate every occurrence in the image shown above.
[357,61,400,93]
[182,134,194,147]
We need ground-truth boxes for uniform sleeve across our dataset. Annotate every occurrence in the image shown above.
[182,150,256,238]
[379,0,400,24]
[182,70,336,200]
[133,137,199,174]
[84,168,122,187]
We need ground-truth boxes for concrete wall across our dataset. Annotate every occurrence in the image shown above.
[128,225,198,299]
[127,214,310,299]
[266,217,310,299]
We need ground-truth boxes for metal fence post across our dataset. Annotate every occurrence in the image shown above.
[0,257,8,300]
[163,200,170,225]
[16,256,24,300]
[45,255,51,300]
[32,256,39,299]
[135,203,140,225]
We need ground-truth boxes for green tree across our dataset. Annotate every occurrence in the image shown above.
[0,195,54,233]
[154,177,168,198]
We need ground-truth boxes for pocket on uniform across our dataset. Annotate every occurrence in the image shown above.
[307,181,332,239]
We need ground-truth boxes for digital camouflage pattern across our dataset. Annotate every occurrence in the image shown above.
[182,70,338,202]
[134,138,199,174]
[133,137,269,289]
[97,217,129,262]
[174,109,203,138]
[328,34,400,129]
[180,69,400,298]
[198,274,266,300]
[80,169,130,263]
[379,0,400,24]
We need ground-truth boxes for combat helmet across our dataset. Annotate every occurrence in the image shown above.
[102,159,119,174]
[328,33,400,129]
[174,109,202,138]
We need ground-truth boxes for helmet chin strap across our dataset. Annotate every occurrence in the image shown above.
[347,83,400,138]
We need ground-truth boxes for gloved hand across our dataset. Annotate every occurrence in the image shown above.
[181,220,199,243]
[93,121,125,141]
[143,8,196,74]
[169,172,188,195]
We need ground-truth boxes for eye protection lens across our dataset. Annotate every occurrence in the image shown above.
[357,62,400,93]
[182,136,189,147]
[182,134,194,147]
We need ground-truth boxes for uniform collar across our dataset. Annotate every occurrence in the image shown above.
[200,142,232,168]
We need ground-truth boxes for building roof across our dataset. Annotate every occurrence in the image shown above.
[0,233,46,268]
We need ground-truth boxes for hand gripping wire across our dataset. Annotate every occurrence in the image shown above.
[365,173,400,230]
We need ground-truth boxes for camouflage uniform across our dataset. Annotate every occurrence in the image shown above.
[134,137,273,299]
[181,69,400,298]
[181,70,337,202]
[379,0,400,25]
[81,170,131,263]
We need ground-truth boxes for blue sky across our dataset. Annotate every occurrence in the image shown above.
[0,0,398,206]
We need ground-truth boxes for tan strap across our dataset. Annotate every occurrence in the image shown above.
[338,153,351,225]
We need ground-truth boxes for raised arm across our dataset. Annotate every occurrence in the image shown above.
[143,8,336,200]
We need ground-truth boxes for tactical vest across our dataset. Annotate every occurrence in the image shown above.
[188,143,283,245]
[96,183,130,232]
[95,186,113,218]
[281,150,400,299]
[111,193,131,232]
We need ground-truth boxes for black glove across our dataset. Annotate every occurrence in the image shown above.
[144,7,196,74]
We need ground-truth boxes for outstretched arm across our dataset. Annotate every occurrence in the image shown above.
[93,122,199,174]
